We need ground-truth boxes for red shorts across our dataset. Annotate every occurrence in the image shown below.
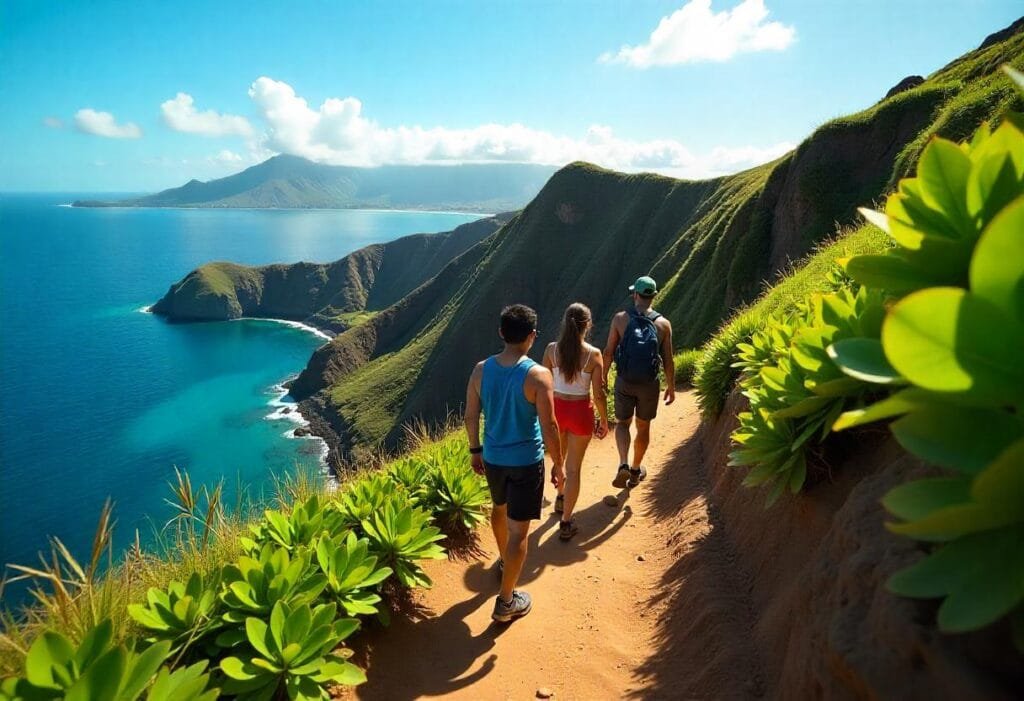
[554,397,594,436]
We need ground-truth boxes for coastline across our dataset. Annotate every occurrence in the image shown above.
[138,304,338,477]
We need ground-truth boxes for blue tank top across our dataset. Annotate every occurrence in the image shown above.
[481,355,544,466]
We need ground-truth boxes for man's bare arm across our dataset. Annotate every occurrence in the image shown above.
[465,362,485,473]
[602,313,624,383]
[660,320,676,405]
[530,367,563,466]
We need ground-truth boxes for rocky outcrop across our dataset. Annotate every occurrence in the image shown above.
[884,75,925,99]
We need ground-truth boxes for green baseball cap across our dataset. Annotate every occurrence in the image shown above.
[629,275,658,297]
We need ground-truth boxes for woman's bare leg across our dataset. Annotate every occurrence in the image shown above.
[562,432,592,521]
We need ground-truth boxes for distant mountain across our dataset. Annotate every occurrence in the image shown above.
[72,156,556,212]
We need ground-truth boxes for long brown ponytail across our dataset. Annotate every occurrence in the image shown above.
[556,302,592,383]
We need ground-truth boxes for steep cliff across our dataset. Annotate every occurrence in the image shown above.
[151,214,510,333]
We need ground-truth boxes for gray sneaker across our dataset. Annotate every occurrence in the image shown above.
[627,466,648,488]
[492,590,532,623]
[612,464,631,489]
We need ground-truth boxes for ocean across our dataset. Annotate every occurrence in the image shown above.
[0,193,479,604]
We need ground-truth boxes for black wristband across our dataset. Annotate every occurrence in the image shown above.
[469,446,483,455]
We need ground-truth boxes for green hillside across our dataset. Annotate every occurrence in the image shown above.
[151,214,511,332]
[158,20,1023,464]
[72,156,556,212]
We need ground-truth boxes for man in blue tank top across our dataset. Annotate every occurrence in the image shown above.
[465,304,564,623]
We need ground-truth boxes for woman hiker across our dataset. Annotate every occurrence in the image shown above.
[542,302,610,541]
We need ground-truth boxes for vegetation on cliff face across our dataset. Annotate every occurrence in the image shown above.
[73,156,556,212]
[151,214,510,332]
[690,63,1024,658]
[280,22,1023,459]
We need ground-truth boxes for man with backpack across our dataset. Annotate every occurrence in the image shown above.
[603,275,675,489]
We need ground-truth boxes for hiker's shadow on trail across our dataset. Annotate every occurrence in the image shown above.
[356,589,512,700]
[479,489,634,589]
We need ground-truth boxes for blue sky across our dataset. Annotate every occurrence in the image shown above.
[1,0,1020,191]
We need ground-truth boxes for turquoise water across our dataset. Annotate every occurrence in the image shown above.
[0,194,479,603]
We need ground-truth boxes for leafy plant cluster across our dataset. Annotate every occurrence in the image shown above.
[2,437,489,699]
[727,67,1024,649]
[729,282,887,504]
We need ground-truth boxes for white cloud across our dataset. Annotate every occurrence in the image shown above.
[73,109,142,139]
[599,0,795,67]
[43,116,64,129]
[245,76,793,178]
[160,93,254,137]
[207,149,245,166]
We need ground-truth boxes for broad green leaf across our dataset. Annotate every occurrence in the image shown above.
[883,477,973,522]
[966,151,1021,226]
[969,195,1024,325]
[917,137,973,233]
[882,288,1024,406]
[1005,65,1024,95]
[771,395,833,419]
[832,388,935,431]
[937,525,1024,632]
[827,338,903,385]
[219,656,258,682]
[64,648,124,701]
[24,632,75,689]
[119,641,171,701]
[891,405,1023,474]
[844,254,939,295]
[971,439,1024,518]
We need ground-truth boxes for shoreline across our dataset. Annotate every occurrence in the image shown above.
[137,304,336,477]
[231,316,334,342]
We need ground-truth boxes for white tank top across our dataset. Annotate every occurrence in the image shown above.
[553,348,593,396]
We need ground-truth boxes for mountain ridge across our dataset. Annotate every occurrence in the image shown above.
[73,157,556,212]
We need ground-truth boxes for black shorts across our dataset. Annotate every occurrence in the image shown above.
[614,376,661,421]
[483,460,544,522]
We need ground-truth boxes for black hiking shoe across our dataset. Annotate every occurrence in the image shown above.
[558,519,579,541]
[628,466,648,488]
[612,464,631,489]
[554,494,565,514]
[492,590,532,623]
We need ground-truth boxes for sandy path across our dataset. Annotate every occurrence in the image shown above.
[347,392,760,700]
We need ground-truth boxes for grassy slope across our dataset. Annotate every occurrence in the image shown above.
[295,23,1023,454]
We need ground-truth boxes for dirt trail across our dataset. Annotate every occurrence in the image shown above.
[348,392,763,700]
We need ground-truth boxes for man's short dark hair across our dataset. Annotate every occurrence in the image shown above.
[500,304,537,344]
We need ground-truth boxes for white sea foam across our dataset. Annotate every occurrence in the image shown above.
[57,203,74,208]
[234,317,333,341]
[265,381,331,473]
[138,305,153,314]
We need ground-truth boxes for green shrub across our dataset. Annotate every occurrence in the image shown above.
[127,571,222,656]
[314,532,392,617]
[337,474,401,530]
[0,620,171,700]
[220,601,364,699]
[673,348,702,385]
[693,313,759,417]
[729,285,886,504]
[244,495,348,554]
[218,545,326,628]
[362,500,446,588]
[147,660,218,701]
[828,80,1024,647]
